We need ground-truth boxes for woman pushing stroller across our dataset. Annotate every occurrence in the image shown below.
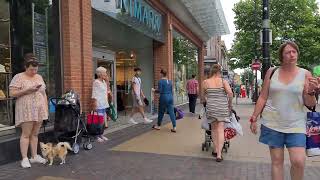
[202,64,233,162]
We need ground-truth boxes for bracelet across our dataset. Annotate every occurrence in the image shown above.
[249,116,257,123]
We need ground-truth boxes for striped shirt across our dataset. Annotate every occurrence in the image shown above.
[186,79,199,94]
[205,88,230,119]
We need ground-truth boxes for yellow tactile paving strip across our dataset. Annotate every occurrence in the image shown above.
[112,116,210,158]
[112,116,320,166]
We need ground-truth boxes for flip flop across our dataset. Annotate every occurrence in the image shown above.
[216,157,224,162]
[152,125,160,130]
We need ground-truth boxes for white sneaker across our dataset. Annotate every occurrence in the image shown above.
[143,118,153,124]
[101,136,109,141]
[21,158,31,168]
[129,118,138,125]
[29,155,47,164]
[96,137,104,143]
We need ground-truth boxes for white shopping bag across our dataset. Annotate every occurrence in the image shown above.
[225,113,243,136]
[200,107,210,130]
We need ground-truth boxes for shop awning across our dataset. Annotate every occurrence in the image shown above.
[161,0,229,41]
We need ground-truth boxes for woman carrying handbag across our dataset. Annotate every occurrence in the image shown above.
[91,67,109,143]
[249,41,319,180]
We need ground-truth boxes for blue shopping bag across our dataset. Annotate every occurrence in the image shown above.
[306,111,320,157]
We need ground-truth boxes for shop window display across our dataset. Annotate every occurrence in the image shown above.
[0,0,61,129]
[173,31,198,105]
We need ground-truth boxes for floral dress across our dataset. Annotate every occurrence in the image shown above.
[9,73,48,127]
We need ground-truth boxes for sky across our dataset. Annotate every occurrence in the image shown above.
[220,0,320,76]
[220,0,320,50]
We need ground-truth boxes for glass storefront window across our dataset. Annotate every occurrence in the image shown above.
[0,0,61,129]
[173,30,198,105]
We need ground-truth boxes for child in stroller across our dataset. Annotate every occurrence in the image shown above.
[201,109,240,154]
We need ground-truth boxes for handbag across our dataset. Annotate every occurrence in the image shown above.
[174,107,184,120]
[109,104,118,122]
[86,111,104,135]
[143,98,149,106]
[306,107,320,157]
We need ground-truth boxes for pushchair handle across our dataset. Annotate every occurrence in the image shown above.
[49,97,74,106]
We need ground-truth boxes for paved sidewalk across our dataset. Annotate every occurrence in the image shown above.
[0,99,319,180]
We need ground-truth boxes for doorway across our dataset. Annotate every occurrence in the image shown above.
[115,51,137,116]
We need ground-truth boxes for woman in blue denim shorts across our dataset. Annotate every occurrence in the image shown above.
[250,41,319,180]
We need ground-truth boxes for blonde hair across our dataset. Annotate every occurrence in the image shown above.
[96,66,107,78]
[210,64,221,76]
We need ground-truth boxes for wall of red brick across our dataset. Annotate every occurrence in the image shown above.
[59,0,205,111]
[150,0,205,102]
[60,0,93,112]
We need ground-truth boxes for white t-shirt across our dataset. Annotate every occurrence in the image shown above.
[92,79,109,109]
[132,76,142,96]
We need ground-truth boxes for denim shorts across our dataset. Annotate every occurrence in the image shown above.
[259,125,306,148]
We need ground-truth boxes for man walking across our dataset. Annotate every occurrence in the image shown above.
[128,67,153,124]
[186,74,199,113]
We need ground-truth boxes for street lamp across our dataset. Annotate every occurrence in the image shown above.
[261,0,271,80]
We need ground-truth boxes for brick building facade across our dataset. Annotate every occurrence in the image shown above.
[0,0,229,165]
[59,0,207,111]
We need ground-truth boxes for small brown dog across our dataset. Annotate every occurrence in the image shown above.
[40,142,72,165]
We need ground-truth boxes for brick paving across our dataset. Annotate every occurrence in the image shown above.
[0,99,319,180]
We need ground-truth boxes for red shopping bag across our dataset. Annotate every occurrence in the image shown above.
[224,128,237,140]
[86,111,104,135]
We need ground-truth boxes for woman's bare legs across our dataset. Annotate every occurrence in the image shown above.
[20,122,34,159]
[30,121,42,158]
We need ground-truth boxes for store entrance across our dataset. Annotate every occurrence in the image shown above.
[115,51,137,116]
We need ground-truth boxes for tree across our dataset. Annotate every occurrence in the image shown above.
[173,37,198,79]
[229,0,320,70]
[240,69,254,86]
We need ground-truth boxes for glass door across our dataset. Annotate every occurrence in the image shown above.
[115,52,136,116]
[93,57,116,109]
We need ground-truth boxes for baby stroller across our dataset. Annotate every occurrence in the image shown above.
[51,90,93,154]
[201,109,240,154]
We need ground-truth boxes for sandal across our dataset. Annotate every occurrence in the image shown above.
[152,125,161,130]
[212,152,217,157]
[171,129,177,133]
[216,157,224,162]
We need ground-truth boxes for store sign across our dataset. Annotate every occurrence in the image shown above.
[117,0,162,33]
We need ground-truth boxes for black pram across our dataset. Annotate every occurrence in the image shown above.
[51,90,93,154]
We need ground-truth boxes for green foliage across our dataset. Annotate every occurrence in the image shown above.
[173,37,198,79]
[173,37,198,65]
[230,0,320,70]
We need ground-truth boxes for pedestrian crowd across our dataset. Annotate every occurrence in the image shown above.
[9,42,320,180]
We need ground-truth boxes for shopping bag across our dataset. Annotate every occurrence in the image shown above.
[109,104,118,122]
[86,111,104,135]
[225,113,243,136]
[174,107,184,120]
[224,127,237,140]
[200,108,210,130]
[306,111,320,157]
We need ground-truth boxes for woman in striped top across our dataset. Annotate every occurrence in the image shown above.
[202,64,233,162]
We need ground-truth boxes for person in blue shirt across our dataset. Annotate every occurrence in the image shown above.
[152,69,177,132]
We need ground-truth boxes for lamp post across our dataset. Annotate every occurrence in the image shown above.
[253,0,259,103]
[261,0,271,80]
